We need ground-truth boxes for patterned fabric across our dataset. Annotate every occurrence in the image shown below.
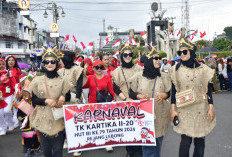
[169,63,216,137]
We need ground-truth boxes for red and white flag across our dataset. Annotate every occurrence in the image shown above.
[112,39,120,48]
[190,36,194,41]
[127,38,132,44]
[65,34,69,42]
[87,42,94,50]
[104,38,109,45]
[169,29,173,35]
[114,50,119,55]
[177,30,181,37]
[200,31,206,38]
[73,35,77,43]
[79,42,86,50]
[140,30,147,40]
[192,29,198,36]
[132,37,137,45]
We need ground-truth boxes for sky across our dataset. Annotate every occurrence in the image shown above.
[10,0,232,47]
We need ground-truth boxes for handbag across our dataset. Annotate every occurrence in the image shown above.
[44,76,64,120]
[176,88,196,108]
[94,76,113,103]
[175,64,196,108]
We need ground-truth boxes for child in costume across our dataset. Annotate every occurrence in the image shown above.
[17,74,41,157]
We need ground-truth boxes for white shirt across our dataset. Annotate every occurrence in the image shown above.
[218,63,228,78]
[161,63,171,73]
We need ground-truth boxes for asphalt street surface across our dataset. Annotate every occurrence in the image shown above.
[0,91,232,157]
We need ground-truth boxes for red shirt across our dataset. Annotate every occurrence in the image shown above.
[0,70,16,97]
[9,68,21,83]
[83,74,115,103]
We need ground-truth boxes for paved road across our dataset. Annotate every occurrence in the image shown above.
[0,91,232,157]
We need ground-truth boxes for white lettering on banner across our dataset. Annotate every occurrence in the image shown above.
[63,99,156,153]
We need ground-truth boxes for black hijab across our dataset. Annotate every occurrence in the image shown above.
[120,52,134,68]
[143,57,161,79]
[176,45,200,70]
[61,51,75,69]
[44,61,59,79]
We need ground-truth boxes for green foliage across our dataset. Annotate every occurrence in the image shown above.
[102,49,115,55]
[195,40,207,50]
[135,36,145,46]
[158,50,167,58]
[212,38,231,51]
[224,26,232,40]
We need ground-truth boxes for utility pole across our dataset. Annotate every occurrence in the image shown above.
[103,18,105,32]
[52,2,58,45]
[43,2,65,47]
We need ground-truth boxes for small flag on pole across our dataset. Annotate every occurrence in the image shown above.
[73,35,77,43]
[140,30,147,40]
[79,42,86,50]
[112,39,120,48]
[65,34,69,42]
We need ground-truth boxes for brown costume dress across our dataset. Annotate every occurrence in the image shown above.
[58,66,87,103]
[58,66,87,91]
[111,64,143,101]
[129,71,171,138]
[29,75,70,136]
[169,63,216,138]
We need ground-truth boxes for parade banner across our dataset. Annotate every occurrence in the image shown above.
[63,99,156,153]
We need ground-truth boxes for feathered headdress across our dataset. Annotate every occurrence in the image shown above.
[146,46,158,59]
[42,46,59,61]
[120,43,133,54]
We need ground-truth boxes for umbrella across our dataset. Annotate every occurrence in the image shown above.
[173,56,181,61]
[206,54,217,58]
[196,47,219,54]
[18,62,31,69]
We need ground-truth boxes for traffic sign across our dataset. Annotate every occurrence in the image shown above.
[50,23,59,32]
[18,0,30,10]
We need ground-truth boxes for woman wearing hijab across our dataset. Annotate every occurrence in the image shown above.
[129,48,171,157]
[111,43,143,157]
[58,50,87,104]
[169,39,216,157]
[29,47,70,157]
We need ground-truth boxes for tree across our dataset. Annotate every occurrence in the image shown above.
[224,26,232,40]
[135,36,145,46]
[212,38,231,51]
[158,50,167,58]
[195,40,207,50]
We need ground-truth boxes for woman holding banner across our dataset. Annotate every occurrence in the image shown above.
[29,47,70,157]
[111,43,143,157]
[169,38,215,157]
[83,60,115,153]
[129,47,171,157]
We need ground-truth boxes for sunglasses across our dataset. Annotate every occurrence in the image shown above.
[177,50,188,56]
[44,60,57,65]
[123,53,133,58]
[154,56,161,60]
[94,65,104,70]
